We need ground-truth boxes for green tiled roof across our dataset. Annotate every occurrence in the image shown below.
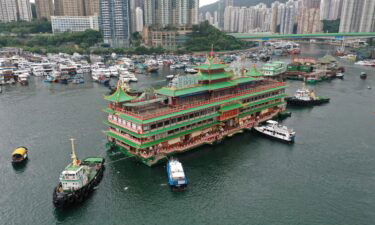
[155,81,236,97]
[246,67,263,77]
[207,81,236,90]
[156,86,207,97]
[198,72,232,81]
[232,77,260,84]
[195,64,227,70]
[105,86,135,103]
[220,103,243,111]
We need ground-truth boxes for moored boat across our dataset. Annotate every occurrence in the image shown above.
[52,139,105,208]
[336,73,344,79]
[286,86,329,106]
[360,72,367,80]
[167,158,188,191]
[12,147,28,164]
[254,120,295,143]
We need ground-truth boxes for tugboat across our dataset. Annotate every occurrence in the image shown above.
[254,120,296,143]
[53,139,105,208]
[360,72,367,80]
[286,85,330,106]
[12,147,28,164]
[167,158,188,191]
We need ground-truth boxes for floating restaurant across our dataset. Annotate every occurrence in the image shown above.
[104,57,288,166]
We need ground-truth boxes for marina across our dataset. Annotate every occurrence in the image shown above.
[0,43,374,224]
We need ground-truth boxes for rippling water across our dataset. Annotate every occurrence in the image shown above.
[0,44,374,225]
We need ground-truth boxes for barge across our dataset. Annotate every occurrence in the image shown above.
[104,57,287,166]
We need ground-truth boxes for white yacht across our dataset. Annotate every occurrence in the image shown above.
[254,120,296,143]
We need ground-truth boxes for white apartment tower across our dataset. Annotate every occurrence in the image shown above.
[17,0,32,21]
[135,7,144,32]
[0,0,19,22]
[99,0,131,47]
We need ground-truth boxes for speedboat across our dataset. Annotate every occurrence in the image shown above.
[254,120,295,143]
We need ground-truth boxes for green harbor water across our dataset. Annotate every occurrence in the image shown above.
[0,44,374,225]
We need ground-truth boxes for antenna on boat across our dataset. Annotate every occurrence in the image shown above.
[70,138,79,166]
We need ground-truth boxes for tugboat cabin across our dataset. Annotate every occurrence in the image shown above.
[60,165,88,192]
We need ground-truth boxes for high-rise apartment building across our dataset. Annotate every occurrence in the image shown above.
[135,7,144,32]
[51,16,99,33]
[144,0,156,25]
[339,0,373,33]
[358,0,375,32]
[143,0,198,27]
[84,0,100,16]
[55,0,85,16]
[279,0,296,34]
[0,0,19,22]
[320,0,343,20]
[99,0,131,47]
[218,0,233,29]
[16,0,32,21]
[35,0,54,20]
[270,1,280,33]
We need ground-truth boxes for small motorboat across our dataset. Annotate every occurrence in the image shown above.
[12,147,28,164]
[166,74,175,80]
[254,120,296,143]
[336,73,344,79]
[360,72,367,79]
[167,158,188,191]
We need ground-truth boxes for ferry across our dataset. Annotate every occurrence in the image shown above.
[104,56,288,166]
[52,139,105,208]
[286,86,329,106]
[254,120,295,143]
[12,147,28,164]
[167,158,188,191]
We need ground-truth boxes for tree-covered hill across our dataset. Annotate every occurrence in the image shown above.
[184,21,254,51]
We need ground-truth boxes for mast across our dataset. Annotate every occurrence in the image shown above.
[70,138,79,166]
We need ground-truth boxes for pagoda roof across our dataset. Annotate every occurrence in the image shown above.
[198,72,232,81]
[246,66,264,77]
[105,86,135,103]
[220,103,243,111]
[232,77,261,84]
[195,64,227,70]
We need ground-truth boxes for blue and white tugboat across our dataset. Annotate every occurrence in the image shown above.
[53,139,105,208]
[167,158,188,191]
[254,120,296,143]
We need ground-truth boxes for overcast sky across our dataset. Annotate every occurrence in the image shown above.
[200,0,218,7]
[30,0,219,8]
